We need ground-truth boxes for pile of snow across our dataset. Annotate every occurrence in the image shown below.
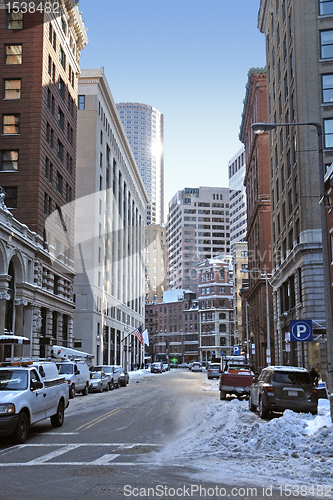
[130,368,333,486]
[128,368,152,380]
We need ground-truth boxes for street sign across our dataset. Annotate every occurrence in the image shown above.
[290,320,313,342]
[233,345,239,355]
[285,332,290,342]
[285,342,290,352]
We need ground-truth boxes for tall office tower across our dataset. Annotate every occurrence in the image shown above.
[74,69,147,367]
[166,187,230,294]
[144,224,167,304]
[0,4,87,356]
[239,68,274,371]
[258,0,331,369]
[116,102,164,226]
[228,146,247,244]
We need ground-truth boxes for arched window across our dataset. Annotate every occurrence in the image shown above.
[220,337,226,346]
[219,313,226,320]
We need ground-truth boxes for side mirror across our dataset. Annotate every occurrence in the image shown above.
[75,370,80,375]
[31,380,43,390]
[252,376,257,383]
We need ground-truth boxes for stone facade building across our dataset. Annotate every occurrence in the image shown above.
[74,69,147,368]
[144,224,167,304]
[258,0,332,371]
[197,257,234,364]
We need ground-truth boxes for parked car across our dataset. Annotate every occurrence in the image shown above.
[89,371,109,393]
[151,362,163,373]
[249,366,318,418]
[92,365,117,390]
[178,362,189,369]
[188,362,193,370]
[113,366,129,386]
[317,381,329,399]
[191,362,202,372]
[207,363,221,379]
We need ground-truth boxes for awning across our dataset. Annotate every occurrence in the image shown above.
[0,335,30,345]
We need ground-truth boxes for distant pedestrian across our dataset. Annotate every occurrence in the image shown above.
[309,367,319,385]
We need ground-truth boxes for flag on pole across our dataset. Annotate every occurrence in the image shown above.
[133,326,144,345]
[142,329,149,346]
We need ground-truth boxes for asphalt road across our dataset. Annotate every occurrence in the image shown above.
[0,369,323,500]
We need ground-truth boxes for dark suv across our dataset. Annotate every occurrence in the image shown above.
[249,366,318,418]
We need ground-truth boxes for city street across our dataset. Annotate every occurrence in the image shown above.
[0,369,332,500]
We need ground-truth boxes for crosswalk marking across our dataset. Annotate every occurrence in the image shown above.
[91,454,120,464]
[0,442,165,468]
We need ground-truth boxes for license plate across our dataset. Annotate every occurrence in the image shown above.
[288,390,298,397]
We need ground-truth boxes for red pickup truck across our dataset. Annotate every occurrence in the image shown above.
[219,364,254,400]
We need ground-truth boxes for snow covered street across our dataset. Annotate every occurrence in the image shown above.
[131,369,333,489]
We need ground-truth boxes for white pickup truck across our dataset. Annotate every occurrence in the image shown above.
[0,362,69,443]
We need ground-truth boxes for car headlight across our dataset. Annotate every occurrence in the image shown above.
[0,404,15,414]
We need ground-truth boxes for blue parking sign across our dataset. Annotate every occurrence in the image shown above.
[233,345,239,355]
[290,320,313,342]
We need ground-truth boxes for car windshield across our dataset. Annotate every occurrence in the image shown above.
[90,372,101,379]
[272,371,312,385]
[0,370,28,391]
[57,364,73,375]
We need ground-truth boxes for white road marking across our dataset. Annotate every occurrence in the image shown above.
[91,454,120,464]
[26,444,81,464]
[0,442,164,467]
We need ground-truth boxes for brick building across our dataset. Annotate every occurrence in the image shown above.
[0,5,87,355]
[145,290,199,364]
[239,68,274,371]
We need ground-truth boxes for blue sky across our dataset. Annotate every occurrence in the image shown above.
[79,0,266,215]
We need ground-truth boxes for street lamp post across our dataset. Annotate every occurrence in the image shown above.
[252,121,333,422]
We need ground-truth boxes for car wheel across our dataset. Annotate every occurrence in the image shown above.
[310,408,318,415]
[99,384,103,393]
[259,396,269,419]
[220,390,226,400]
[12,411,29,444]
[109,379,114,390]
[50,400,65,427]
[249,393,256,412]
[69,384,75,399]
[82,384,88,396]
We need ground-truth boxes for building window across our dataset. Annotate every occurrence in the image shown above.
[45,157,53,183]
[58,77,65,99]
[6,12,23,30]
[78,95,85,110]
[5,45,22,64]
[58,108,64,130]
[324,118,333,147]
[4,79,21,99]
[322,74,333,103]
[321,30,333,59]
[0,150,18,171]
[2,114,20,134]
[319,0,333,16]
[56,172,63,195]
[59,46,66,69]
[57,140,63,162]
[2,186,17,208]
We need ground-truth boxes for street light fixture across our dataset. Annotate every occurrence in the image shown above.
[241,269,272,366]
[252,121,333,422]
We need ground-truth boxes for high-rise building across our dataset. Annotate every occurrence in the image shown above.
[74,69,147,367]
[0,4,87,355]
[228,146,247,244]
[166,187,230,294]
[116,102,164,226]
[258,0,331,370]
